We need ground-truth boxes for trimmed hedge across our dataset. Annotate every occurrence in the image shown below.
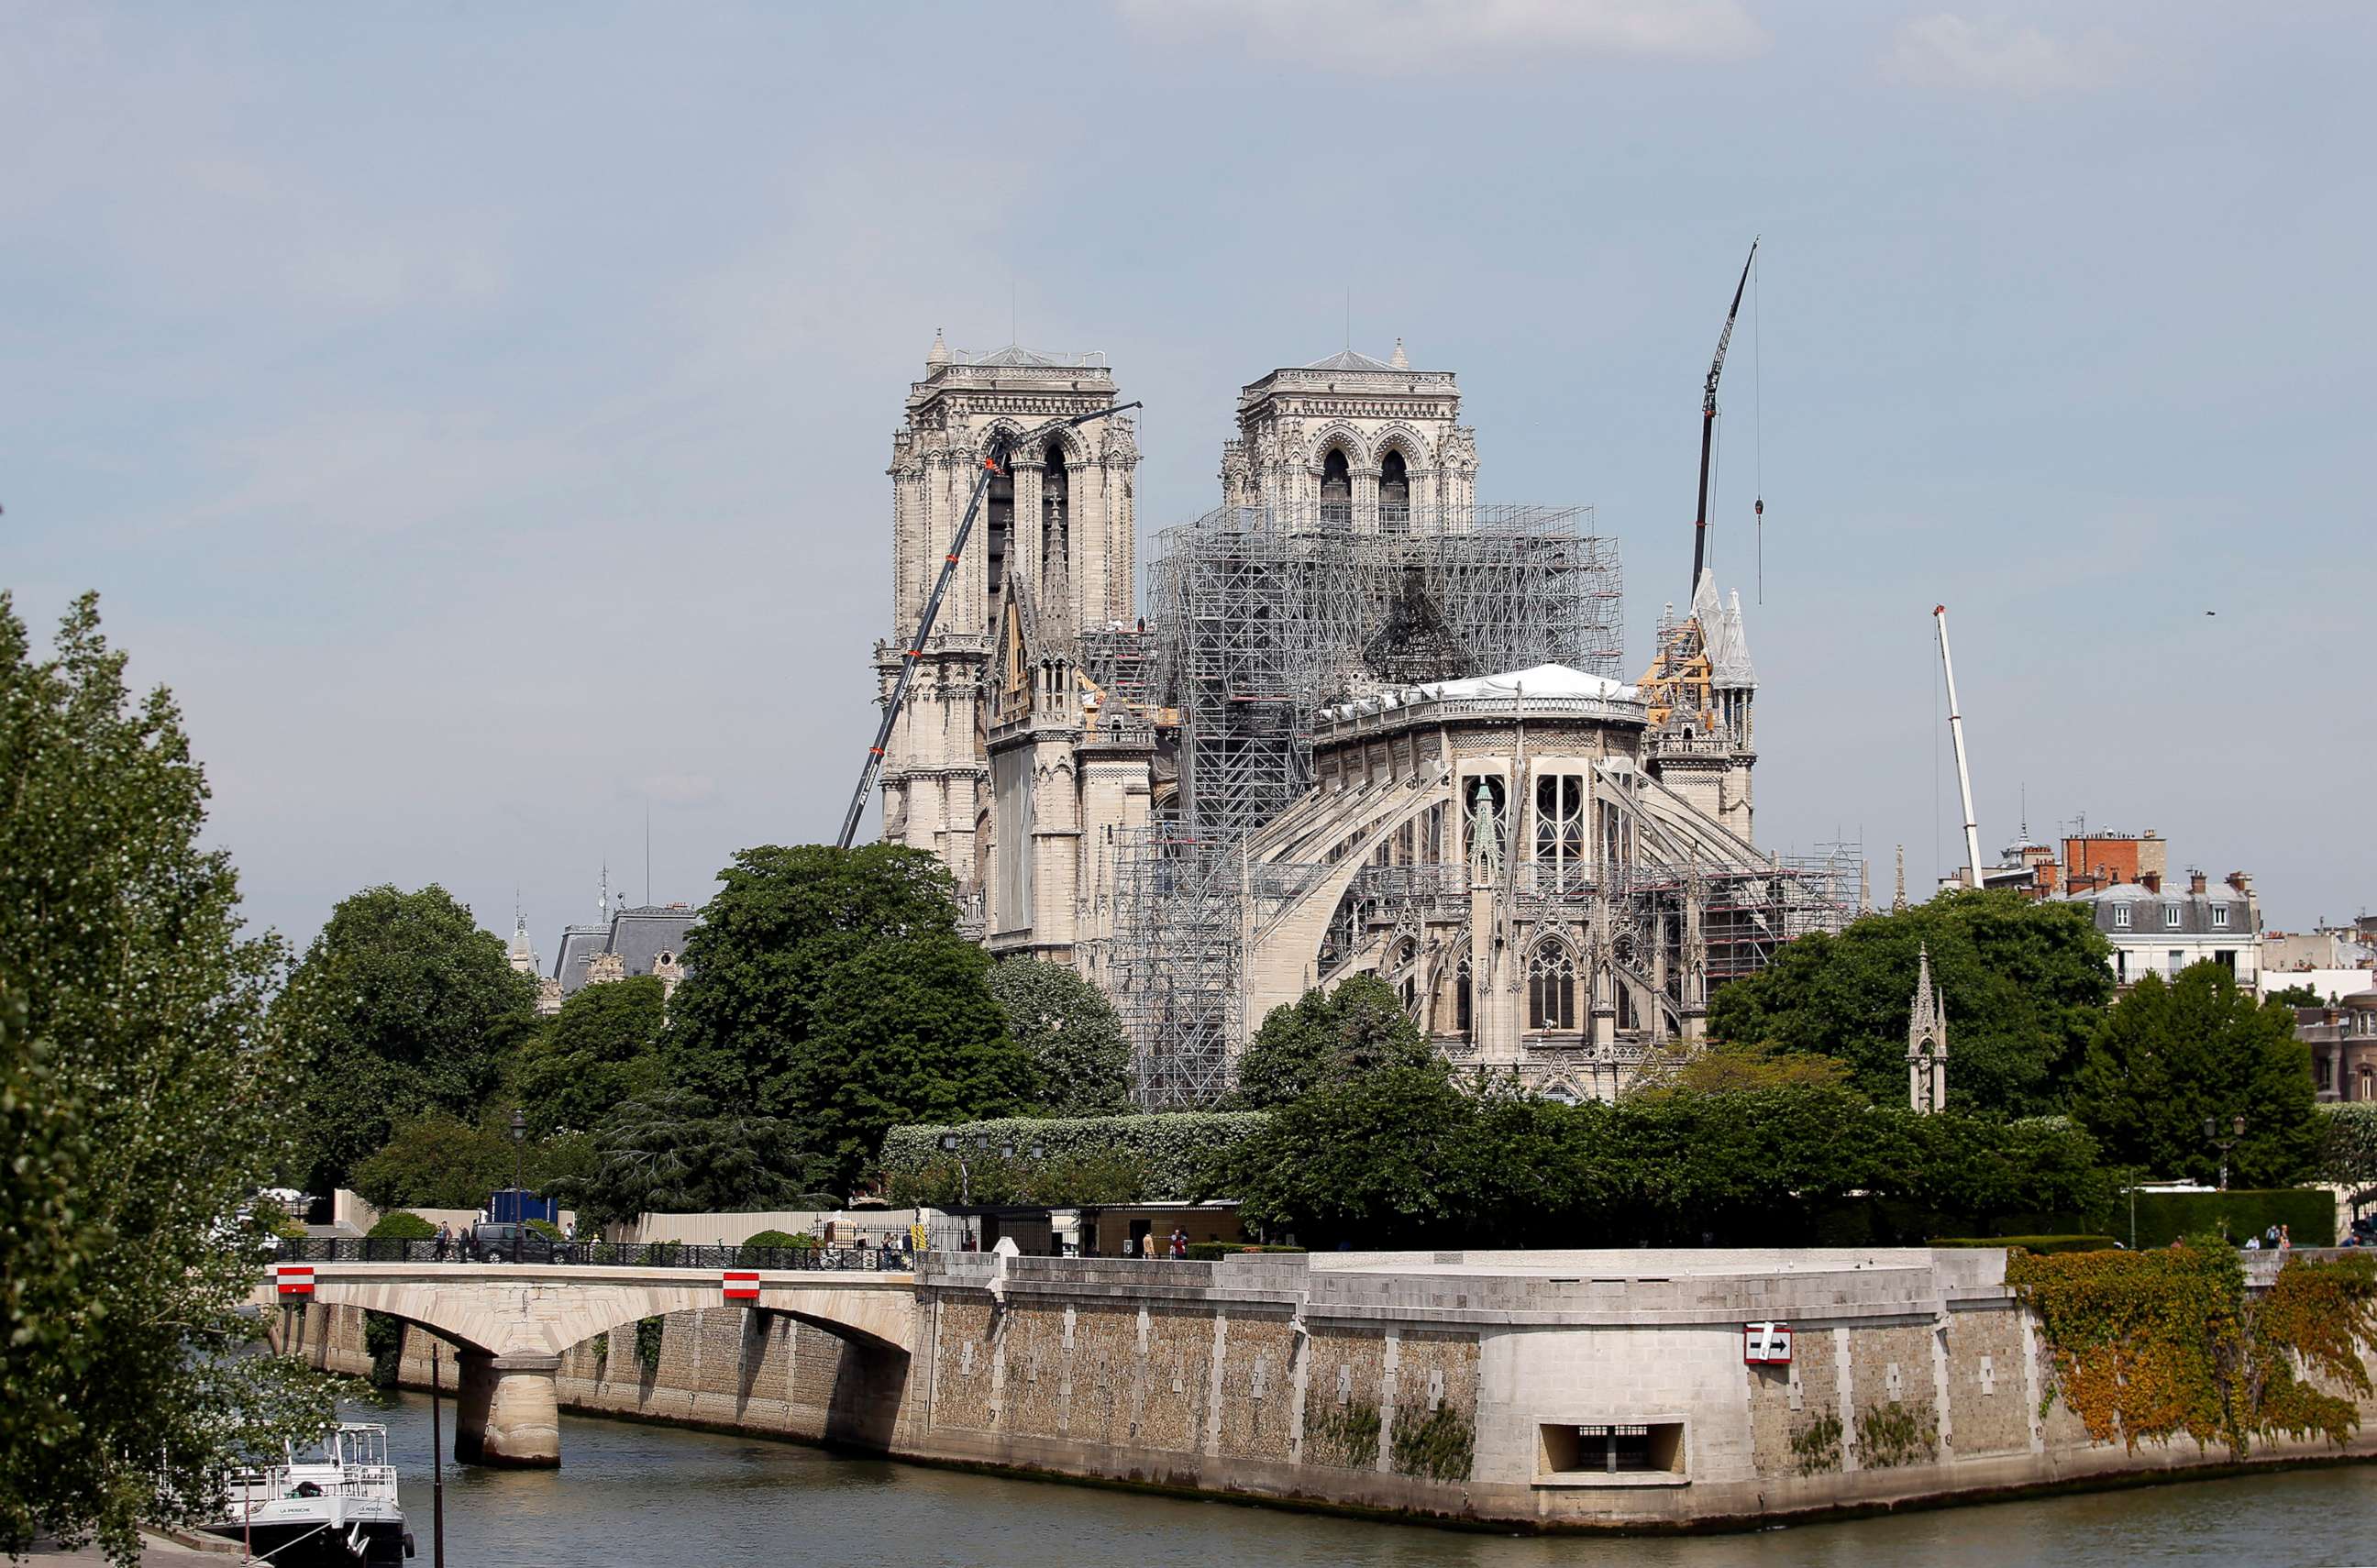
[1933,1235,2120,1254]
[2124,1188,2334,1249]
[881,1112,1268,1203]
[741,1229,817,1250]
[368,1210,435,1241]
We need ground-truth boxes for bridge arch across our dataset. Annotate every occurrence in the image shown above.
[267,1264,917,1467]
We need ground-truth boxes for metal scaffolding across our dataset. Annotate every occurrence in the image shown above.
[1115,503,1625,1107]
[1148,503,1623,847]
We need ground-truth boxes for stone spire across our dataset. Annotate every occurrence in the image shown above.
[1907,943,1947,1113]
[1893,845,1907,912]
[926,326,950,369]
[508,910,536,977]
[1390,337,1410,370]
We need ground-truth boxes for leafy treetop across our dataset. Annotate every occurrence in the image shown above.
[2070,963,2319,1187]
[666,843,961,1116]
[985,958,1133,1116]
[278,882,537,1192]
[517,974,669,1136]
[1229,974,1435,1110]
[0,593,336,1563]
[1706,889,2115,1115]
[796,934,1034,1191]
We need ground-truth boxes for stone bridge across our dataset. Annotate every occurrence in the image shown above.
[259,1263,917,1467]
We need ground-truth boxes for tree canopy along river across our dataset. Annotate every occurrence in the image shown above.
[362,1392,2371,1568]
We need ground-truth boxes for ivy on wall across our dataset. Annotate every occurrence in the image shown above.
[1388,1401,1474,1483]
[1304,1400,1380,1470]
[634,1315,666,1376]
[1854,1401,1938,1469]
[1789,1413,1842,1476]
[2008,1246,2377,1455]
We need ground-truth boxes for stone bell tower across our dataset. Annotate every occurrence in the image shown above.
[876,333,1139,882]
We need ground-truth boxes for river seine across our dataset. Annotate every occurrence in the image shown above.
[359,1391,2372,1567]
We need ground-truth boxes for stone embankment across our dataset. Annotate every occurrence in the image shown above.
[281,1247,2377,1530]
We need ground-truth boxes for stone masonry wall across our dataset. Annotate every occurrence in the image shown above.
[1301,1326,1389,1471]
[268,1252,2377,1531]
[1943,1307,2029,1457]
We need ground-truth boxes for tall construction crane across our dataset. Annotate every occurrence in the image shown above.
[835,401,1142,851]
[1934,604,1985,889]
[1690,237,1759,594]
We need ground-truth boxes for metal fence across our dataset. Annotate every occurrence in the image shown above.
[277,1237,912,1272]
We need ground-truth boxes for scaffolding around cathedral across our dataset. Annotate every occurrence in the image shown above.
[1112,503,1627,1107]
[1146,503,1624,848]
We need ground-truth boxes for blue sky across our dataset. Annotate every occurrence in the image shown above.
[6,1,2371,959]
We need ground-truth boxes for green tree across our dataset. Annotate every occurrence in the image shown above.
[2264,982,2325,1009]
[347,1110,593,1211]
[0,594,335,1562]
[517,975,669,1135]
[1228,974,1435,1110]
[2072,964,2319,1187]
[1628,1040,1856,1099]
[1219,1062,1502,1248]
[797,936,1034,1190]
[278,884,536,1192]
[665,843,961,1116]
[1706,889,2115,1115]
[986,958,1133,1115]
[2319,1105,2377,1213]
[564,1089,824,1227]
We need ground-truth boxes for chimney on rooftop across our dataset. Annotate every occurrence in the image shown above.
[2226,871,2253,896]
[2189,869,2207,896]
[2140,871,2161,893]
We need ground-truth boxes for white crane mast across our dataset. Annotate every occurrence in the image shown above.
[1933,604,1984,889]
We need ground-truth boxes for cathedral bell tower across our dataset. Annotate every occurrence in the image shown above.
[876,334,1138,884]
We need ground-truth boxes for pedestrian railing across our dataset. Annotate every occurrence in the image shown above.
[276,1237,915,1272]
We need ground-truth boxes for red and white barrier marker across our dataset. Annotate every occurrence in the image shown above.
[722,1270,759,1304]
[276,1264,315,1298]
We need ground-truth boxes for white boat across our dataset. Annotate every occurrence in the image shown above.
[200,1423,413,1564]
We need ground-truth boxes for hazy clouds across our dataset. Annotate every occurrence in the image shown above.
[6,2,2370,956]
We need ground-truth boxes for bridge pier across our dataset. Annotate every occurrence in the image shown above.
[454,1352,562,1468]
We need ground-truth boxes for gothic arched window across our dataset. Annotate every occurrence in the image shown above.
[1454,956,1473,1037]
[1041,443,1069,598]
[986,445,1015,624]
[1320,447,1352,529]
[1534,774,1587,891]
[1528,941,1576,1032]
[1379,448,1410,533]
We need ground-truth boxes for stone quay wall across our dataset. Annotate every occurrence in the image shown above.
[275,1248,2377,1530]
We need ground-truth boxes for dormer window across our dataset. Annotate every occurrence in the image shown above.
[2211,904,2230,929]
[2163,904,2182,929]
[2114,904,2132,929]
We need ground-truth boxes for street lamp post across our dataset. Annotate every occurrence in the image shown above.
[2205,1114,2245,1193]
[939,1132,970,1208]
[509,1108,527,1263]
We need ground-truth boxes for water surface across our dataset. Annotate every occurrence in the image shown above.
[360,1392,2375,1568]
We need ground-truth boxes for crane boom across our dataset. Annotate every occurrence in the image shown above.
[1934,603,1985,889]
[1691,237,1759,593]
[835,401,1142,851]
